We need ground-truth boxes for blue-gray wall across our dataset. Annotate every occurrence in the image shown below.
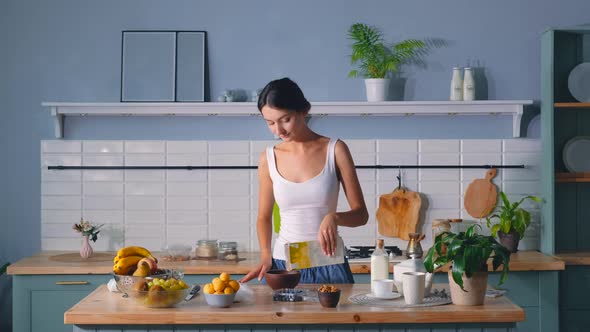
[2,0,590,329]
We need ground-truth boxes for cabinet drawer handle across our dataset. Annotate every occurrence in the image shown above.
[55,281,90,285]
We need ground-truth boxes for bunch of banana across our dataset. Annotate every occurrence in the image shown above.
[112,246,157,275]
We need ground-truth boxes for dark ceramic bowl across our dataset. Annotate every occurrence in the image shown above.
[318,289,341,308]
[264,270,301,290]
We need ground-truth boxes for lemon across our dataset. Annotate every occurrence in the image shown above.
[228,280,240,292]
[215,290,224,295]
[203,283,214,294]
[219,272,230,282]
[224,287,235,294]
[213,279,226,292]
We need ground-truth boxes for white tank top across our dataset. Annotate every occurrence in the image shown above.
[267,138,340,260]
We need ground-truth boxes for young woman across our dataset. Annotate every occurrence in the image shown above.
[240,78,368,284]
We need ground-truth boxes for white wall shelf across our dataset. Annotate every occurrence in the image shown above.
[43,100,533,138]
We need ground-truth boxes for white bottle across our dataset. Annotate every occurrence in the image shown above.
[370,239,389,294]
[463,67,476,101]
[450,66,463,101]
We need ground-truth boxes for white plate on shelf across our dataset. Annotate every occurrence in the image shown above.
[563,136,590,172]
[568,63,590,102]
[365,292,402,300]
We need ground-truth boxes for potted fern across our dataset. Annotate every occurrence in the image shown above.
[424,224,511,305]
[347,23,425,101]
[486,192,542,252]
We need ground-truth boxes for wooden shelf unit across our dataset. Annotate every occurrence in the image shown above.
[555,172,590,182]
[554,102,590,108]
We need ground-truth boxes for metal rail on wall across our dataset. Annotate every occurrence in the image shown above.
[47,165,525,170]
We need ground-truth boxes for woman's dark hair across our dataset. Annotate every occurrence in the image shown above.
[257,77,311,113]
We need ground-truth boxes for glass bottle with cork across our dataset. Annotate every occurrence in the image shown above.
[370,239,389,294]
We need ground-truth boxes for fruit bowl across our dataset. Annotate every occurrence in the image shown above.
[112,269,182,294]
[126,286,191,308]
[204,292,237,308]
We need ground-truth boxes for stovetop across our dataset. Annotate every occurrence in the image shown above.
[346,245,405,262]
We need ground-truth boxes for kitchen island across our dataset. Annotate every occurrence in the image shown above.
[66,284,524,331]
[9,251,563,332]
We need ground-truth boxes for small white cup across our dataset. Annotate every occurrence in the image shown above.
[373,279,396,298]
[402,272,426,305]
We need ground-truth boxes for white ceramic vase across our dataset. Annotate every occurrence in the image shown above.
[364,78,390,102]
[80,235,94,259]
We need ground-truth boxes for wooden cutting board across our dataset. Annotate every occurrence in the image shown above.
[376,187,422,240]
[464,168,498,218]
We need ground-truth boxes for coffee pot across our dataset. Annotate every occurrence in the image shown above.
[406,233,425,259]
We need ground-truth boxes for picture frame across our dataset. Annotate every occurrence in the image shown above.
[120,30,207,102]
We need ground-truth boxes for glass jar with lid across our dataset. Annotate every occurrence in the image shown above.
[218,241,239,261]
[195,239,218,259]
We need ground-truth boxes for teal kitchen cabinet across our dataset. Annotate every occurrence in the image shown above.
[541,26,590,332]
[13,274,110,332]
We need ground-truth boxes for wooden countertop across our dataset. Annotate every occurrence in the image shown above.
[554,252,590,265]
[8,250,564,275]
[64,284,525,325]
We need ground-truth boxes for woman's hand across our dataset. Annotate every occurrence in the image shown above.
[318,213,338,256]
[239,253,272,283]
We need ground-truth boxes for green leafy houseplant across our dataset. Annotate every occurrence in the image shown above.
[424,224,511,291]
[347,23,426,78]
[486,192,542,240]
[1,263,9,276]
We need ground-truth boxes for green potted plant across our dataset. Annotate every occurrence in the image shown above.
[424,224,511,305]
[486,192,542,253]
[1,262,9,276]
[347,22,425,101]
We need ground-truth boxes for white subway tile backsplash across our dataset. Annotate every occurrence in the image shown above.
[40,139,541,252]
[347,140,375,153]
[209,180,249,196]
[125,170,165,182]
[42,169,81,182]
[83,210,125,224]
[167,211,208,225]
[209,196,249,211]
[461,140,501,153]
[209,141,249,154]
[42,196,81,210]
[42,182,81,195]
[42,210,82,224]
[83,170,124,182]
[167,182,207,196]
[167,196,207,210]
[126,196,164,210]
[167,141,207,154]
[83,155,124,166]
[84,182,124,196]
[126,210,165,224]
[126,182,165,195]
[125,141,165,153]
[166,154,208,166]
[167,170,207,182]
[43,154,82,167]
[209,154,249,166]
[167,225,208,246]
[83,196,124,210]
[420,181,460,195]
[419,140,460,153]
[42,140,81,153]
[503,139,542,152]
[377,140,418,153]
[83,141,124,153]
